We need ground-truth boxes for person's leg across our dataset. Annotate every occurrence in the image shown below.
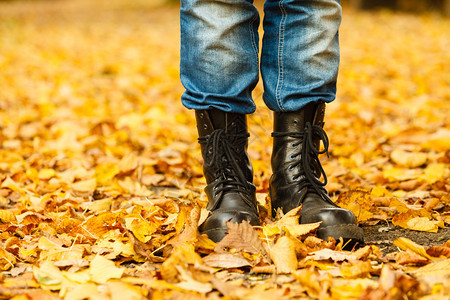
[180,0,261,242]
[261,0,341,111]
[262,0,364,246]
[180,0,260,114]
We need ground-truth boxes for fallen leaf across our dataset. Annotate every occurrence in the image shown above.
[89,255,124,283]
[106,281,145,300]
[72,179,97,193]
[395,249,430,265]
[420,163,447,184]
[340,261,373,278]
[203,253,252,268]
[0,209,16,223]
[390,149,427,168]
[215,221,267,257]
[270,236,298,274]
[174,265,213,293]
[393,237,432,260]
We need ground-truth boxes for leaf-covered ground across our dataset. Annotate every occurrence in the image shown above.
[0,0,449,299]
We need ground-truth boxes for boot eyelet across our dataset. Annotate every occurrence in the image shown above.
[288,165,294,170]
[199,112,204,118]
[203,124,208,130]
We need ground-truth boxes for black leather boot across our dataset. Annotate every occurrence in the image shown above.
[270,102,364,246]
[196,109,259,242]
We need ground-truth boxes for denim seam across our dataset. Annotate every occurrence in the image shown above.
[276,0,287,112]
[248,13,259,103]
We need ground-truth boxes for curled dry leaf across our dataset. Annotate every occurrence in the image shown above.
[426,245,450,258]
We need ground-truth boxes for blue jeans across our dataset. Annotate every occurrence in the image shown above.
[180,0,342,114]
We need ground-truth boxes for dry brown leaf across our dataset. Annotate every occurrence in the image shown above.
[395,249,430,265]
[426,245,450,258]
[215,221,267,257]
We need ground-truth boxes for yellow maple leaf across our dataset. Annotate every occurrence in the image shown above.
[340,261,373,278]
[124,217,157,243]
[89,255,124,284]
[0,209,16,223]
[0,247,16,271]
[270,236,298,274]
[1,176,19,191]
[393,237,432,260]
[420,163,447,184]
[390,149,427,168]
[406,217,440,233]
[38,168,56,180]
[106,281,146,300]
[72,178,97,193]
[95,162,120,186]
[64,283,99,300]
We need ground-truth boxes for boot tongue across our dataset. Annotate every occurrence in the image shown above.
[208,108,227,130]
[273,103,318,132]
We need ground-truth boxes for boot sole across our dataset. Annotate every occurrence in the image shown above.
[317,224,364,249]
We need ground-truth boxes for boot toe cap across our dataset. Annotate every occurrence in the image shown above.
[301,207,364,246]
[301,206,357,226]
[199,210,259,242]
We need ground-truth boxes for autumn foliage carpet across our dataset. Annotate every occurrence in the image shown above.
[0,0,449,299]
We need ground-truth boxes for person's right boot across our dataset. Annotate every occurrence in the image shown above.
[270,102,364,247]
[196,108,259,242]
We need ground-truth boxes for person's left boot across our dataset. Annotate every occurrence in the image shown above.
[270,102,364,246]
[196,109,259,242]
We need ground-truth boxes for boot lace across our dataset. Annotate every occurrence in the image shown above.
[198,129,254,200]
[272,122,330,201]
